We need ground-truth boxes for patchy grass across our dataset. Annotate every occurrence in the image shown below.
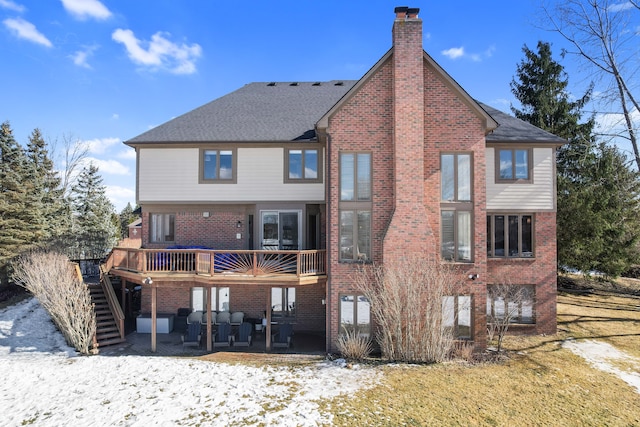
[320,290,640,426]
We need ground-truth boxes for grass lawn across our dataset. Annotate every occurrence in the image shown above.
[319,281,640,426]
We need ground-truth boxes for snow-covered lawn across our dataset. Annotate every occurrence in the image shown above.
[0,298,381,426]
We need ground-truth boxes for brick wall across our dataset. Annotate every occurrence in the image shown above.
[486,212,558,334]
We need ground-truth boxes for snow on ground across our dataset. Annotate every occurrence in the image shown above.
[563,339,640,394]
[0,298,381,426]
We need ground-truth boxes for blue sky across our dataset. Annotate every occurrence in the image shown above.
[0,1,631,211]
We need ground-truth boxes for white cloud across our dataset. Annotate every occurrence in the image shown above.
[60,0,111,21]
[84,157,130,175]
[3,17,52,47]
[442,45,495,62]
[118,148,136,160]
[69,45,98,69]
[608,1,635,12]
[0,0,25,12]
[106,185,136,210]
[111,113,119,120]
[112,28,202,74]
[441,46,465,60]
[84,137,120,155]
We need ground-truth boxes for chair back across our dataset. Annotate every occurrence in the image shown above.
[238,322,252,341]
[216,311,231,324]
[187,311,203,324]
[186,321,201,340]
[276,323,292,342]
[216,322,231,341]
[230,311,244,324]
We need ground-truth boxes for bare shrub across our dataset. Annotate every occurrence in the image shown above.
[13,251,96,355]
[336,327,373,361]
[451,340,475,363]
[354,255,465,363]
[486,281,531,352]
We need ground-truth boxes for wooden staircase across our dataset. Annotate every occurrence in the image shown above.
[89,283,126,348]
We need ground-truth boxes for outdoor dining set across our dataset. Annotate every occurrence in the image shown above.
[180,310,293,350]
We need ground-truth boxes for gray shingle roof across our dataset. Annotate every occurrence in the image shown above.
[125,81,565,145]
[126,81,357,144]
[480,103,566,144]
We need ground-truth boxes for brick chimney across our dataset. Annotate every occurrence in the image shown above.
[383,6,434,261]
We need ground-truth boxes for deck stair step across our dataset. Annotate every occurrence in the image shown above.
[87,281,126,350]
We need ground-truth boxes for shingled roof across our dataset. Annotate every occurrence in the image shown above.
[481,103,566,144]
[126,81,356,144]
[125,80,565,146]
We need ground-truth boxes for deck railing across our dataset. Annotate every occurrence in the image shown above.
[110,248,326,277]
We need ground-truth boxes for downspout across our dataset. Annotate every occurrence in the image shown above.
[324,129,333,354]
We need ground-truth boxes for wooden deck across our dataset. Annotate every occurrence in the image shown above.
[106,247,327,286]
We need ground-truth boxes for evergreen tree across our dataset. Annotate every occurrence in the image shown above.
[0,122,36,284]
[511,41,640,276]
[118,202,138,239]
[25,128,69,243]
[70,163,118,258]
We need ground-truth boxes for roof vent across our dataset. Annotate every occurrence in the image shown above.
[334,81,344,86]
[267,82,276,86]
[290,82,299,86]
[312,82,321,86]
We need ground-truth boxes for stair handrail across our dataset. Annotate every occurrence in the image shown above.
[99,265,125,341]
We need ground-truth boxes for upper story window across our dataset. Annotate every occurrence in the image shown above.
[340,152,372,262]
[341,152,371,201]
[487,214,534,258]
[441,153,471,202]
[440,153,473,262]
[201,149,236,183]
[497,148,531,182]
[286,148,321,182]
[150,213,175,243]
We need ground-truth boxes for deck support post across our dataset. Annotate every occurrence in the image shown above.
[206,285,213,351]
[266,287,272,351]
[151,285,157,352]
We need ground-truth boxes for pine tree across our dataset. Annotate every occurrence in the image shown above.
[70,163,118,259]
[25,128,70,243]
[511,41,640,276]
[118,202,138,239]
[0,122,36,284]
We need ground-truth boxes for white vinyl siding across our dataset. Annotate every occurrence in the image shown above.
[486,147,555,211]
[139,147,325,202]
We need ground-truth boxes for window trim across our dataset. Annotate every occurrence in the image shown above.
[440,152,473,202]
[486,284,536,325]
[487,213,535,258]
[495,147,533,183]
[199,148,237,184]
[338,293,372,338]
[149,213,175,244]
[339,151,373,263]
[442,294,473,339]
[271,287,296,320]
[284,147,323,183]
[440,208,474,262]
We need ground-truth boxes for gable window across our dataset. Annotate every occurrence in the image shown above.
[440,153,473,262]
[339,152,372,262]
[497,148,531,182]
[487,284,535,324]
[201,149,236,182]
[150,213,175,243]
[442,295,472,339]
[487,214,534,258]
[286,148,321,182]
[339,294,371,338]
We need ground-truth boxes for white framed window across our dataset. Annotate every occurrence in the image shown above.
[271,287,296,318]
[440,152,473,262]
[487,284,535,324]
[191,287,230,312]
[149,213,175,243]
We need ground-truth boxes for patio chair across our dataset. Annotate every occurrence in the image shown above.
[272,323,293,348]
[215,311,231,325]
[213,321,233,348]
[230,311,244,326]
[182,321,201,348]
[234,322,253,347]
[186,310,203,325]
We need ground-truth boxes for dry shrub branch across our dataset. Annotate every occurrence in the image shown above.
[486,278,529,352]
[13,251,96,355]
[354,255,464,363]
